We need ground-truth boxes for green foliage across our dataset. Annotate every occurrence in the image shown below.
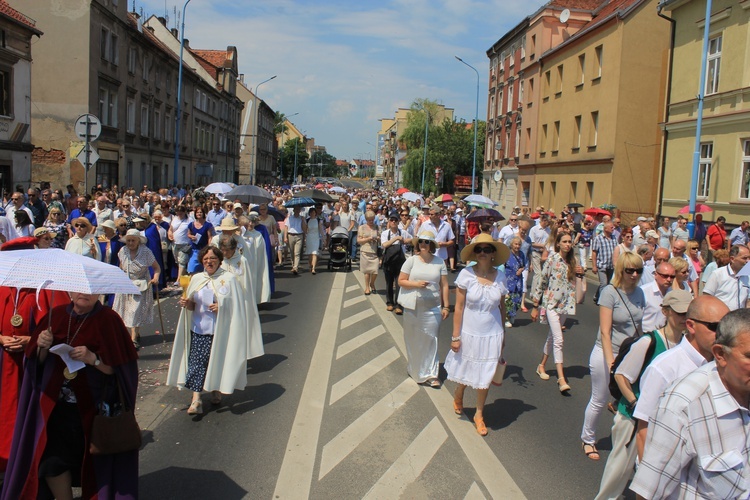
[278,137,309,182]
[400,98,485,195]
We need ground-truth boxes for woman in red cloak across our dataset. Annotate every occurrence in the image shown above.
[1,291,138,500]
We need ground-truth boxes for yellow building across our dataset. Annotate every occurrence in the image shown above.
[659,0,750,223]
[529,0,670,217]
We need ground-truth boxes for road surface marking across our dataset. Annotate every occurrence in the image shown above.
[346,284,359,293]
[329,347,400,405]
[343,294,367,308]
[336,325,386,359]
[340,309,375,330]
[273,272,346,499]
[354,271,527,499]
[464,482,487,500]
[362,417,448,499]
[319,378,419,479]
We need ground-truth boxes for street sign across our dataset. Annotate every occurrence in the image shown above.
[74,114,102,142]
[76,143,99,170]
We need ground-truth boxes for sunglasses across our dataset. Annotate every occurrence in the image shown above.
[656,272,676,279]
[74,224,87,228]
[624,267,643,275]
[509,218,517,221]
[418,239,432,245]
[474,245,497,254]
[689,247,699,250]
[690,318,719,331]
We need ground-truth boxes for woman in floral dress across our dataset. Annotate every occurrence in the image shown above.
[503,236,526,328]
[530,232,582,393]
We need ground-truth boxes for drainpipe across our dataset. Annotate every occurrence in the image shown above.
[655,1,676,220]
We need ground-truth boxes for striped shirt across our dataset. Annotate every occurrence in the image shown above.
[630,362,750,499]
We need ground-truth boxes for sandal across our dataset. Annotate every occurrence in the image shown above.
[210,391,222,405]
[582,442,600,461]
[521,306,529,312]
[394,307,403,315]
[187,400,203,415]
[558,379,571,393]
[453,398,463,415]
[427,378,441,388]
[133,339,140,351]
[474,415,488,436]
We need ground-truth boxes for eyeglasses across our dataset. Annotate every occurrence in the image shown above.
[474,245,497,254]
[624,267,643,275]
[690,318,719,331]
[656,272,676,279]
[418,239,432,245]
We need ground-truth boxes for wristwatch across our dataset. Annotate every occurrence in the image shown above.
[93,354,101,367]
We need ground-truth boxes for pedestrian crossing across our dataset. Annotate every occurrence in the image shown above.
[274,272,526,499]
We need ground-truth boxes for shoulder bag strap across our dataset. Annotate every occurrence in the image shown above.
[611,285,639,336]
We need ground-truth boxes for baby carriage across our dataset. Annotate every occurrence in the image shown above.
[328,226,352,271]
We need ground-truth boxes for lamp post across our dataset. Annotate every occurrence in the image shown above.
[250,75,276,185]
[421,108,429,195]
[278,112,299,183]
[455,56,479,194]
[173,0,192,186]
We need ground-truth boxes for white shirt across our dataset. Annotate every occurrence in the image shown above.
[419,220,454,260]
[529,224,550,252]
[191,284,217,335]
[640,281,670,333]
[497,224,518,245]
[640,261,656,285]
[286,214,304,235]
[170,216,192,245]
[703,264,750,311]
[633,335,706,422]
[381,228,412,254]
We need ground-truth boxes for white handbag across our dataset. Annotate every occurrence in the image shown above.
[397,288,417,310]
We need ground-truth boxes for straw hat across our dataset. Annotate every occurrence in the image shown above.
[461,234,510,267]
[217,217,239,232]
[119,228,146,244]
[33,227,58,239]
[411,230,437,253]
[72,217,93,231]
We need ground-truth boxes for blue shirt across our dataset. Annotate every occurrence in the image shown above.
[66,208,97,227]
[206,208,226,228]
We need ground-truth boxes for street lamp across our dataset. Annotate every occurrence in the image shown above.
[421,108,429,195]
[250,75,276,185]
[173,0,193,186]
[279,112,299,182]
[455,55,480,194]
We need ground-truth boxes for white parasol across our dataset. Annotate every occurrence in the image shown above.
[464,194,498,207]
[204,182,236,195]
[401,192,423,203]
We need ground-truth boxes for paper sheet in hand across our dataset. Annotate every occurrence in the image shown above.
[49,344,86,373]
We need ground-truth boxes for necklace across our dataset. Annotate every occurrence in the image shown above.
[476,267,493,279]
[10,288,23,327]
[63,310,91,380]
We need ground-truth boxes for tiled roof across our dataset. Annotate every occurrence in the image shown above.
[0,1,41,34]
[192,50,226,69]
[581,0,643,30]
[548,0,608,10]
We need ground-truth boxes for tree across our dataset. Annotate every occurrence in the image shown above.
[400,98,485,195]
[278,137,309,183]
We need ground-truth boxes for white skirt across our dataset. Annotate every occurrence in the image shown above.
[444,328,503,390]
[402,301,441,383]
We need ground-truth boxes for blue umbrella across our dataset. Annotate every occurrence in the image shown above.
[284,197,316,208]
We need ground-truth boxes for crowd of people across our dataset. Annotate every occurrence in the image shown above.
[0,179,749,498]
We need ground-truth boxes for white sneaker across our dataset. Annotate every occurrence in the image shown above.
[505,321,512,328]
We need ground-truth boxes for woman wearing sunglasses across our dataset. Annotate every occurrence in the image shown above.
[668,257,693,295]
[444,234,510,437]
[64,217,99,260]
[397,231,450,389]
[530,232,583,393]
[580,252,645,461]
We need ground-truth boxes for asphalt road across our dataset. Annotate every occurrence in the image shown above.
[134,257,630,499]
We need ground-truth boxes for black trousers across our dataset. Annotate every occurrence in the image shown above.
[383,265,401,306]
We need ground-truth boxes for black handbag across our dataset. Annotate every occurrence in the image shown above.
[89,378,142,455]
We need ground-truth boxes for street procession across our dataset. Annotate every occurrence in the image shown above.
[1,0,750,498]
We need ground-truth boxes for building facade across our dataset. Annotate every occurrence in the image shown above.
[0,1,41,193]
[659,0,750,223]
[236,77,277,185]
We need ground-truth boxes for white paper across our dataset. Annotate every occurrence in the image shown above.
[49,344,86,373]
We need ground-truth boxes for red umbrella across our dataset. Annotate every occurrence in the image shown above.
[396,187,409,195]
[530,212,540,219]
[583,207,611,217]
[677,204,712,214]
[315,183,324,189]
[436,194,453,203]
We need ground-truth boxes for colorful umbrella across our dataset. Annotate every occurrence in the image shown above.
[436,194,453,203]
[396,187,410,195]
[583,207,611,217]
[463,194,498,207]
[677,204,712,214]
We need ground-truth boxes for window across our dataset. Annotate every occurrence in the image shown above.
[127,47,137,74]
[514,127,521,158]
[165,112,172,143]
[153,110,161,140]
[594,45,603,79]
[577,54,585,86]
[509,46,515,68]
[518,78,524,106]
[589,111,599,147]
[0,68,11,116]
[543,71,551,100]
[705,35,721,95]
[166,72,172,94]
[553,121,560,152]
[98,87,117,127]
[528,78,534,107]
[505,130,511,158]
[530,35,536,60]
[140,104,149,136]
[154,68,160,89]
[556,65,563,95]
[100,27,109,60]
[499,51,505,73]
[541,124,548,153]
[490,95,495,119]
[525,127,531,156]
[698,142,712,198]
[506,81,514,113]
[126,98,135,133]
[497,88,503,117]
[142,55,149,82]
[521,35,526,60]
[110,34,119,65]
[570,181,578,201]
[573,115,582,149]
[741,140,750,199]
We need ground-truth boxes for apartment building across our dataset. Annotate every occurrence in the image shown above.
[236,78,277,185]
[18,0,242,192]
[0,1,41,193]
[658,0,750,222]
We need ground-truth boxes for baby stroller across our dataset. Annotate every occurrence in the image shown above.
[328,226,352,271]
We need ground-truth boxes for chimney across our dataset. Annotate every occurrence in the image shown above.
[239,74,244,83]
[170,28,178,38]
[158,16,167,26]
[183,39,189,49]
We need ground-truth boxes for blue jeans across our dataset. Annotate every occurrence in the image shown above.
[350,231,358,259]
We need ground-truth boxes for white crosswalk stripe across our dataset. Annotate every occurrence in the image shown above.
[329,346,400,404]
[343,294,367,308]
[340,308,375,329]
[336,324,386,359]
[464,482,487,500]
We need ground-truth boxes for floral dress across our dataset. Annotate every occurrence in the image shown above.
[44,220,68,249]
[504,250,526,320]
[531,252,576,316]
[112,245,157,328]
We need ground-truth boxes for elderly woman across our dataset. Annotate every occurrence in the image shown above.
[33,227,57,249]
[358,210,380,295]
[112,229,160,350]
[504,236,526,327]
[257,204,280,265]
[166,246,250,415]
[397,231,450,388]
[65,217,99,259]
[444,234,510,437]
[2,291,139,499]
[580,252,645,461]
[531,232,583,392]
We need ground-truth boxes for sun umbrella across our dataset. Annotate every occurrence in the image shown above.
[467,208,505,223]
[314,183,324,189]
[567,202,584,208]
[285,197,316,208]
[677,204,712,214]
[204,182,235,195]
[223,185,273,205]
[463,194,498,207]
[329,186,347,194]
[530,212,541,219]
[250,205,285,222]
[396,187,410,195]
[436,194,453,203]
[583,207,611,217]
[0,249,140,295]
[293,189,335,203]
[402,192,423,203]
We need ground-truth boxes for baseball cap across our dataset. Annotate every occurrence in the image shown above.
[661,289,692,313]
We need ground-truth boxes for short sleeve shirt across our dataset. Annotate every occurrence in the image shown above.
[595,285,646,354]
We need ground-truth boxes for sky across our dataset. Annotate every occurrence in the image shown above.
[137,0,547,161]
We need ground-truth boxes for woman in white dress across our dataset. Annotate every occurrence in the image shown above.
[64,217,99,260]
[397,230,450,388]
[304,207,324,274]
[444,234,510,437]
[112,229,160,349]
